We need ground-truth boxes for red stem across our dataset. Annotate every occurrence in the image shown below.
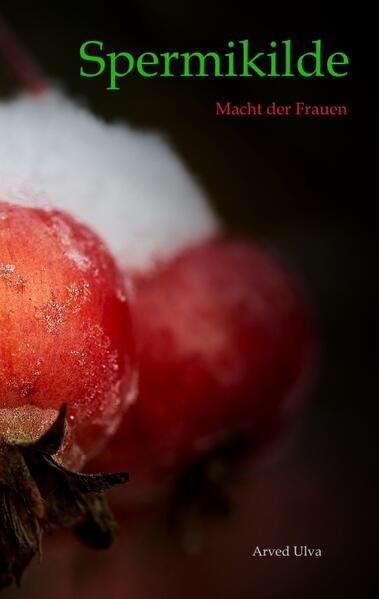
[0,15,49,95]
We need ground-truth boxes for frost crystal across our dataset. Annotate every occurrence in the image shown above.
[0,263,26,289]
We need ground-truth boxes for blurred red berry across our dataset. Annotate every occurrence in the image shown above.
[92,234,314,503]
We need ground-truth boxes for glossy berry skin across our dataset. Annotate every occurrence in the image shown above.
[93,235,314,489]
[0,201,136,469]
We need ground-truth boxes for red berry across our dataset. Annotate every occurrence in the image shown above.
[0,200,136,469]
[93,235,314,497]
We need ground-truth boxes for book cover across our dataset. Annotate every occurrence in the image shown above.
[0,3,372,598]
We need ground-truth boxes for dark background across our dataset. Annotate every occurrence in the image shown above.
[0,2,375,598]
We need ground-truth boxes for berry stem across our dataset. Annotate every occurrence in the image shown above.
[0,14,49,95]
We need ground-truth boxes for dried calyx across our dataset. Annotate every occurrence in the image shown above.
[0,404,129,589]
[166,433,253,552]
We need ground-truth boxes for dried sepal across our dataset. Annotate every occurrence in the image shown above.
[0,404,129,589]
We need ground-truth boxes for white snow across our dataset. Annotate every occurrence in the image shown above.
[0,92,220,271]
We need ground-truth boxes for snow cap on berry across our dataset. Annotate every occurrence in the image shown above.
[0,92,220,271]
